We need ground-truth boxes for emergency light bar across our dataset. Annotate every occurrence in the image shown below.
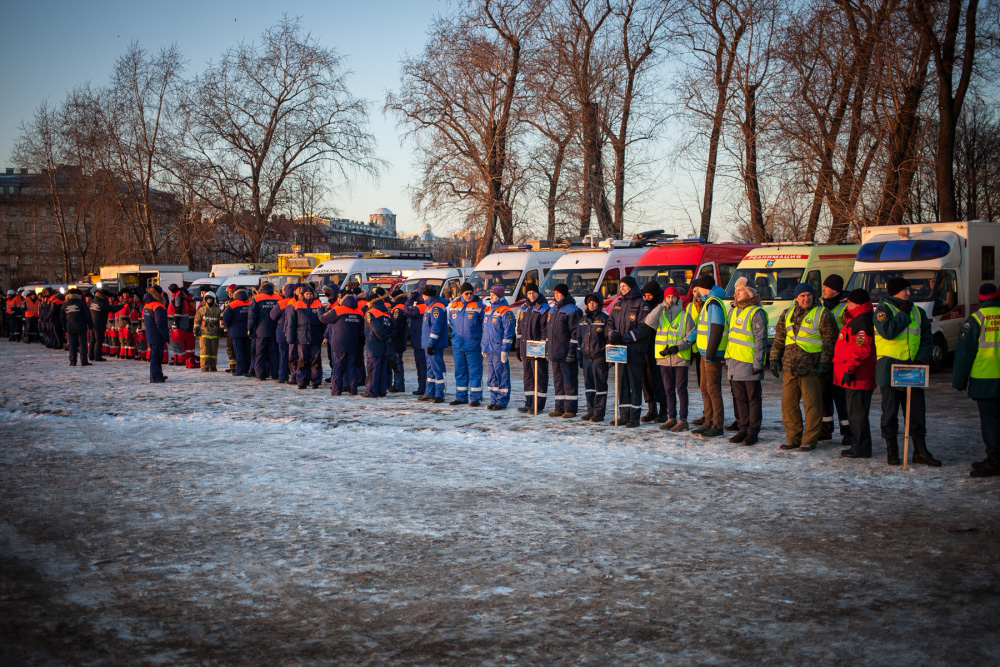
[654,237,710,245]
[498,244,533,251]
[761,241,816,246]
[423,262,455,268]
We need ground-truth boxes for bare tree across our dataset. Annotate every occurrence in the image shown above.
[174,17,380,262]
[388,1,541,260]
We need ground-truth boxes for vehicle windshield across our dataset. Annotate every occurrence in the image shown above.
[469,270,521,296]
[399,277,444,295]
[187,284,220,300]
[306,272,346,289]
[725,268,804,300]
[847,270,954,311]
[538,268,603,297]
[630,265,697,294]
[268,275,301,291]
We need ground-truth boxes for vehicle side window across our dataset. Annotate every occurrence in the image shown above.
[933,270,959,316]
[601,269,620,300]
[806,270,823,294]
[984,246,995,280]
[346,273,362,289]
[718,263,738,291]
[442,279,459,302]
[697,264,715,284]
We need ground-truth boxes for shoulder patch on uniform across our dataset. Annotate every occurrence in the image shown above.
[962,322,971,329]
[877,311,887,321]
[754,319,763,330]
[629,313,636,321]
[855,332,866,346]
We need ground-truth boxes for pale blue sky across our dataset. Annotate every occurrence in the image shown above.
[0,0,707,240]
[0,0,449,235]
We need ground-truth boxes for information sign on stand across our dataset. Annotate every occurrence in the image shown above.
[606,345,628,425]
[891,364,929,471]
[526,341,547,415]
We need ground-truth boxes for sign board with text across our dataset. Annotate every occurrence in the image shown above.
[890,364,929,388]
[606,345,628,364]
[526,340,547,359]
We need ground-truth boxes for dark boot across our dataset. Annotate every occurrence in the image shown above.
[655,406,668,424]
[911,435,941,467]
[728,431,747,444]
[742,432,759,446]
[641,404,657,422]
[725,420,740,432]
[886,437,900,466]
[970,454,1000,478]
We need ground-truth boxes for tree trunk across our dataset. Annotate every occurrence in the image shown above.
[742,83,767,243]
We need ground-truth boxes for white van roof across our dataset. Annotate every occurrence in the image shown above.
[474,250,564,271]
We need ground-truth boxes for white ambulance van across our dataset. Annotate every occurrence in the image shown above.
[538,237,650,306]
[306,251,433,291]
[847,221,998,369]
[468,242,564,307]
[397,263,473,303]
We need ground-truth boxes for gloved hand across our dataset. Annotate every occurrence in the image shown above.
[842,371,856,386]
[753,365,763,374]
[566,350,576,364]
[500,350,508,364]
[666,345,679,356]
[770,360,782,378]
[899,300,913,314]
[426,346,434,356]
[818,362,832,376]
[515,347,522,362]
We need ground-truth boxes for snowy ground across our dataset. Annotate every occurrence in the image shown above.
[1,340,998,665]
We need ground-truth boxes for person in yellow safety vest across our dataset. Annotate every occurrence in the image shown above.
[684,274,728,438]
[768,283,839,452]
[724,277,768,446]
[647,287,696,432]
[874,277,940,466]
[820,274,852,446]
[952,283,1000,478]
[685,295,704,425]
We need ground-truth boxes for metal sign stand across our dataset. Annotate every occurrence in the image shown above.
[534,357,539,416]
[526,340,546,416]
[614,362,620,427]
[606,345,628,427]
[891,364,929,472]
[903,386,912,472]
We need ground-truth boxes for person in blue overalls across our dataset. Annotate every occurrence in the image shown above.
[482,286,516,410]
[449,282,485,407]
[420,285,448,403]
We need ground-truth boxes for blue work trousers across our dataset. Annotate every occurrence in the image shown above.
[391,351,405,391]
[486,353,511,408]
[368,355,390,396]
[232,336,252,376]
[331,351,358,395]
[254,336,278,379]
[583,356,609,419]
[660,365,690,421]
[425,348,446,399]
[296,344,323,388]
[412,347,427,394]
[522,356,548,412]
[551,360,579,415]
[148,342,165,382]
[453,348,483,403]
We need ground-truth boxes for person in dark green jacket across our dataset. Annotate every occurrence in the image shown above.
[874,277,939,466]
[953,284,1000,478]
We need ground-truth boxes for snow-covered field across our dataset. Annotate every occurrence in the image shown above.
[1,340,997,665]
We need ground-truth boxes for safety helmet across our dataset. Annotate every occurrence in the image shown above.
[6,290,13,296]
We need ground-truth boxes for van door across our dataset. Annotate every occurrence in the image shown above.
[600,268,620,301]
[517,269,540,302]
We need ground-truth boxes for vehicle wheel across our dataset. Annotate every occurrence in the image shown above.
[930,333,948,372]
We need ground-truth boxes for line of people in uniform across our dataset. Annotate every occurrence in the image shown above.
[5,274,998,478]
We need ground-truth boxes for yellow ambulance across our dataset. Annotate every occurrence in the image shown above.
[725,243,860,342]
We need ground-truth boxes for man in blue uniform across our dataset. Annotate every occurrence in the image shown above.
[449,282,485,406]
[143,293,169,383]
[321,292,365,395]
[248,281,281,380]
[405,290,428,395]
[547,283,583,418]
[953,283,1000,477]
[288,287,325,389]
[420,285,448,403]
[362,295,394,397]
[516,284,549,413]
[483,286,516,409]
[222,289,253,378]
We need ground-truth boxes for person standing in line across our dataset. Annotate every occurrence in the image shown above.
[640,281,669,423]
[361,293,393,398]
[515,284,550,414]
[193,293,223,372]
[7,289,23,341]
[143,292,169,383]
[874,277,940,466]
[321,291,364,395]
[88,289,112,362]
[687,274,728,438]
[449,282,485,407]
[482,286,516,410]
[820,274,853,446]
[271,284,298,384]
[222,289,253,378]
[769,283,839,452]
[953,283,1000,478]
[404,290,428,396]
[389,291,409,393]
[546,283,583,418]
[649,287,696,433]
[61,288,93,366]
[579,292,617,422]
[23,290,40,343]
[835,289,877,459]
[288,287,325,390]
[248,281,281,380]
[420,285,448,404]
[609,276,652,427]
[723,277,767,446]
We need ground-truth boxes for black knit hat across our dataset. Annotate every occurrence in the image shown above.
[523,282,539,295]
[620,275,638,290]
[696,273,716,290]
[422,284,438,297]
[554,283,570,298]
[847,288,870,305]
[979,283,999,301]
[641,281,659,296]
[823,274,844,291]
[887,277,910,297]
[460,282,475,294]
[584,293,602,308]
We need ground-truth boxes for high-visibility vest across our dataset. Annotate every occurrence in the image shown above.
[686,300,700,353]
[832,300,848,327]
[784,305,827,354]
[695,296,727,356]
[726,305,765,363]
[654,308,693,361]
[971,306,1000,379]
[874,302,921,361]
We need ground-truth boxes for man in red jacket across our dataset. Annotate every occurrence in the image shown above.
[834,289,877,459]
